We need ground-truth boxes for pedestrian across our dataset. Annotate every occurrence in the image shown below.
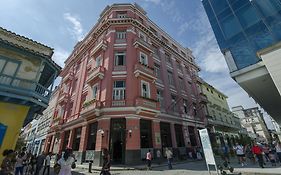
[156,149,161,165]
[245,144,255,164]
[268,150,276,166]
[35,152,46,175]
[221,144,230,163]
[0,149,15,175]
[100,148,111,175]
[233,143,246,166]
[146,149,152,170]
[43,152,51,175]
[275,141,281,163]
[165,148,173,169]
[28,153,37,175]
[15,152,25,175]
[252,142,264,168]
[57,148,76,175]
[262,143,270,162]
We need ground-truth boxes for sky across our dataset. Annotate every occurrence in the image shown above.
[0,0,271,125]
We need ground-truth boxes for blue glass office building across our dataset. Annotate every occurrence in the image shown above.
[202,0,281,71]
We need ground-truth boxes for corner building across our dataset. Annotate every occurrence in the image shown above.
[46,3,207,165]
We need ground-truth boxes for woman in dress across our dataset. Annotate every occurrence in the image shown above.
[58,149,75,175]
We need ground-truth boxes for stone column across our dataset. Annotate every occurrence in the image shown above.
[170,123,177,148]
[152,120,162,149]
[125,117,140,165]
[58,132,65,154]
[76,125,88,164]
[67,129,75,148]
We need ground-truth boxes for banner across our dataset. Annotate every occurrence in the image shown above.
[199,128,216,165]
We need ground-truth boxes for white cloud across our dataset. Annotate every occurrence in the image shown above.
[178,22,189,36]
[52,48,70,67]
[63,12,84,41]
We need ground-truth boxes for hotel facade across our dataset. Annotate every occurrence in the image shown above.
[46,3,207,165]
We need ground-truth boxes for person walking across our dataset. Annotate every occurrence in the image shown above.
[0,149,15,175]
[35,152,46,175]
[57,148,75,175]
[233,143,246,166]
[263,143,270,162]
[15,152,25,175]
[146,149,152,170]
[165,148,173,169]
[252,142,264,168]
[221,145,230,163]
[43,152,51,175]
[100,148,111,175]
[156,149,161,165]
[275,141,281,163]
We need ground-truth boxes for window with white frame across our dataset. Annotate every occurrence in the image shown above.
[117,12,127,18]
[171,95,177,112]
[154,63,161,79]
[92,84,98,99]
[183,99,188,114]
[139,31,146,41]
[179,77,184,91]
[167,71,174,86]
[157,89,164,108]
[165,54,172,65]
[114,52,126,66]
[139,52,148,65]
[95,56,102,68]
[113,81,125,100]
[141,81,150,98]
[116,31,126,40]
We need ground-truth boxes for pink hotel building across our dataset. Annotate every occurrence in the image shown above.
[46,3,208,165]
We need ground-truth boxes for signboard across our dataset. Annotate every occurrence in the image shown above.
[199,129,218,175]
[0,123,7,147]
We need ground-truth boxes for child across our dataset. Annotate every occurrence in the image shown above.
[268,151,276,166]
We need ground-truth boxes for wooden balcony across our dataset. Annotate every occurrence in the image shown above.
[134,63,156,80]
[0,73,52,107]
[86,66,105,84]
[80,99,101,117]
[135,97,160,114]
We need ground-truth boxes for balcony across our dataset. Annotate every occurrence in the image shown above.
[134,63,156,80]
[80,99,101,117]
[57,92,70,104]
[208,118,241,130]
[0,73,52,107]
[90,39,107,56]
[112,100,126,107]
[86,66,105,84]
[199,92,208,104]
[135,97,160,114]
[133,38,153,52]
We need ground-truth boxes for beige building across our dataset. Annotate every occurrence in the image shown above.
[201,82,241,148]
[232,106,270,143]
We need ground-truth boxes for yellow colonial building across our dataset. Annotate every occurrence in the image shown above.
[201,81,242,151]
[0,27,61,162]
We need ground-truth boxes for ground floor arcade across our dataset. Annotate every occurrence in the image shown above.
[45,116,205,166]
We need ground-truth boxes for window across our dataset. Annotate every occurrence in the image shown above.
[76,62,80,71]
[117,12,127,18]
[0,58,20,76]
[113,80,125,100]
[167,71,174,86]
[179,77,184,91]
[183,99,188,114]
[171,95,177,112]
[165,54,172,65]
[114,52,126,66]
[95,57,102,68]
[157,89,164,109]
[139,52,148,65]
[141,81,150,98]
[92,84,98,99]
[154,63,161,79]
[116,31,126,40]
[139,32,146,41]
[177,61,182,72]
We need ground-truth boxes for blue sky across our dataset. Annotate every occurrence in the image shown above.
[0,0,260,112]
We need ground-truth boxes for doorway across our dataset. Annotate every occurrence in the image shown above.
[110,118,126,164]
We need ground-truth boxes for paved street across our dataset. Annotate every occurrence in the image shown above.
[44,159,281,175]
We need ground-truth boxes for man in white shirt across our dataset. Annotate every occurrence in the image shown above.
[233,143,246,166]
[43,152,51,175]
